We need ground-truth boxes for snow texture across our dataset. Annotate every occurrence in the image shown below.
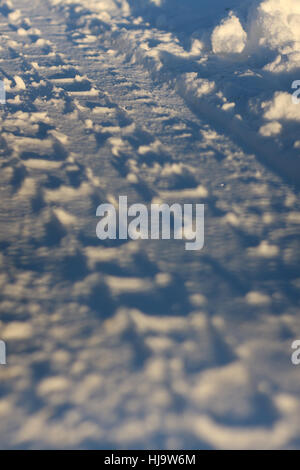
[0,0,299,450]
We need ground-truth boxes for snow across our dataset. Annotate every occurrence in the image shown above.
[0,0,299,450]
[248,0,300,52]
[262,92,300,121]
[211,13,247,55]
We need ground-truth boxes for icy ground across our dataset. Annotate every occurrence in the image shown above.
[0,0,300,449]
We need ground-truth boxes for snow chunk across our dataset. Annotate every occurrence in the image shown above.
[248,0,300,71]
[13,75,26,90]
[262,92,300,122]
[249,0,300,51]
[38,377,70,395]
[259,121,282,137]
[248,241,279,258]
[245,291,271,306]
[2,322,33,340]
[211,13,247,55]
[184,73,215,98]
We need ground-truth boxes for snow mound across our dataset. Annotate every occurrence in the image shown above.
[249,0,300,51]
[211,0,300,71]
[262,92,300,122]
[249,0,300,71]
[211,13,247,55]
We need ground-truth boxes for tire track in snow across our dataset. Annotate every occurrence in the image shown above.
[0,0,300,450]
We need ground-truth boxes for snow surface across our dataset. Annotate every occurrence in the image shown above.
[0,0,299,450]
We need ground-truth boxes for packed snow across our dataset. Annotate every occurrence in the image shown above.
[0,0,299,450]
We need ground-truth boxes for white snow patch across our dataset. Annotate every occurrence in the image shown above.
[247,0,300,71]
[245,291,271,306]
[262,92,300,122]
[2,322,33,340]
[13,75,26,90]
[184,73,215,98]
[248,241,279,258]
[212,13,247,55]
[259,121,282,137]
